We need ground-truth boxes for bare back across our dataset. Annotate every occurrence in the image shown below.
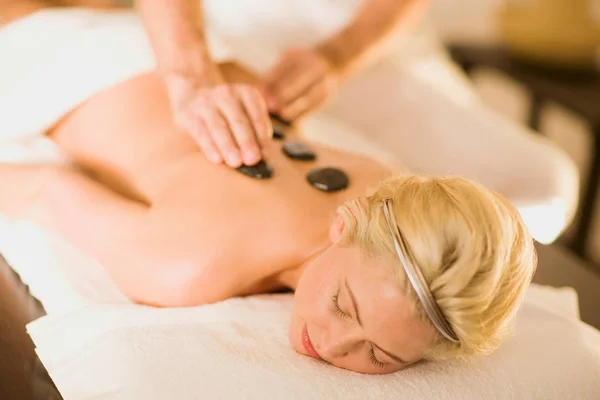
[47,65,395,297]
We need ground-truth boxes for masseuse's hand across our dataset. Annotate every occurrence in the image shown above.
[166,66,272,168]
[261,48,340,122]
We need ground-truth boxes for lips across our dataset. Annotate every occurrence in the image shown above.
[302,324,322,360]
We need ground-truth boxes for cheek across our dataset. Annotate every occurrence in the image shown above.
[293,259,336,318]
[290,272,320,353]
[293,270,322,323]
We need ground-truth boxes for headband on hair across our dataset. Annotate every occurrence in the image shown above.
[382,198,460,343]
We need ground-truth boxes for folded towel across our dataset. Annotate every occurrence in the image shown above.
[27,289,600,400]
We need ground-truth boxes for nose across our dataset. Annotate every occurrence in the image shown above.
[316,322,362,361]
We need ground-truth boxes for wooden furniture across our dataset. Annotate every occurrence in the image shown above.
[0,256,61,400]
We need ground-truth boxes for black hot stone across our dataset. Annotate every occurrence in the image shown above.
[282,140,316,161]
[307,167,349,192]
[270,112,291,140]
[269,113,292,126]
[236,161,273,179]
[272,126,286,140]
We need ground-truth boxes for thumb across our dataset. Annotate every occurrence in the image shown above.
[259,86,279,112]
[258,75,284,110]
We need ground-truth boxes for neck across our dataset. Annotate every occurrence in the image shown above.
[275,244,330,290]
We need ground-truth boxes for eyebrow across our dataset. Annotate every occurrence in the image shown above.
[344,277,409,365]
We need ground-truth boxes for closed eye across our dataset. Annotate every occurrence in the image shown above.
[331,291,350,319]
[369,346,386,369]
[333,289,387,369]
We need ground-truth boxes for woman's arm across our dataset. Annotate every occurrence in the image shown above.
[317,0,430,79]
[260,0,430,121]
[0,164,146,257]
[0,164,236,307]
[0,164,183,305]
[135,0,214,82]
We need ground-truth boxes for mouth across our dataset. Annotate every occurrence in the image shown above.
[301,324,322,360]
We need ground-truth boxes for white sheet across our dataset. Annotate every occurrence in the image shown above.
[0,8,231,143]
[26,290,600,400]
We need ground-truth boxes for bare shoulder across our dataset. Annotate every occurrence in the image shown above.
[127,204,252,306]
[128,236,239,307]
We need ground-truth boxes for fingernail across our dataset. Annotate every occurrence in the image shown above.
[243,149,259,164]
[227,151,242,167]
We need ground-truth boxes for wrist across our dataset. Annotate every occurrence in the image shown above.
[158,46,222,82]
[162,65,224,109]
[314,31,363,80]
[315,40,348,76]
[163,62,223,86]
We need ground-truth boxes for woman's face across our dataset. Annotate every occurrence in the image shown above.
[289,216,436,374]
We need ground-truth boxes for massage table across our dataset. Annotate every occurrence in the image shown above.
[1,7,599,400]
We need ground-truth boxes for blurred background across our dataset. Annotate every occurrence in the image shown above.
[431,0,600,267]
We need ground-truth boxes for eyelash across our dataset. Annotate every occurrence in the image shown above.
[369,347,386,369]
[332,291,386,369]
[331,292,350,319]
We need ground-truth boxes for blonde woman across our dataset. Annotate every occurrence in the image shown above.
[1,4,536,375]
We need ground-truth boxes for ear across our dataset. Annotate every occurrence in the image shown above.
[328,213,345,243]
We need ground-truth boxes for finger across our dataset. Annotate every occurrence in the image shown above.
[264,57,302,90]
[215,86,262,166]
[194,97,243,168]
[236,85,272,155]
[183,115,223,164]
[265,64,304,95]
[279,82,328,121]
[275,69,323,106]
[264,70,306,113]
[263,60,304,106]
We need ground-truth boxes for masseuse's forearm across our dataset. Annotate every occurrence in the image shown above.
[316,0,430,79]
[135,0,217,82]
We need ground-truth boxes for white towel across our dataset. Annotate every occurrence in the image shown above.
[0,10,142,312]
[26,289,600,400]
[0,8,233,143]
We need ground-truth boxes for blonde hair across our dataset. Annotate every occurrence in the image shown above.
[337,175,537,360]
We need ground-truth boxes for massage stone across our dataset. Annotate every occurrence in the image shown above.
[270,113,290,140]
[307,167,349,192]
[270,112,291,126]
[236,161,274,179]
[272,127,286,140]
[282,140,316,161]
